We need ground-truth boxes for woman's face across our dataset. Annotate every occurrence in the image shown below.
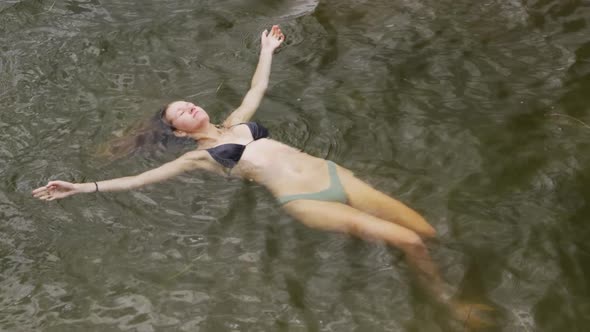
[165,101,210,133]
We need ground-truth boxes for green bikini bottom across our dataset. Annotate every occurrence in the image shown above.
[277,161,348,205]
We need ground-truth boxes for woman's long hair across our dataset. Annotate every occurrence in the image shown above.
[99,105,195,160]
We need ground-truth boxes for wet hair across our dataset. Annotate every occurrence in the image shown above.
[99,104,195,159]
[158,105,176,131]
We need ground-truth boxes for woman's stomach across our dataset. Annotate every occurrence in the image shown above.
[232,139,332,197]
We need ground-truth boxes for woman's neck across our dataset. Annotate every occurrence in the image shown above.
[190,123,223,144]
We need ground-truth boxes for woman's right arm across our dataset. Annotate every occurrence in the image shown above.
[32,150,209,201]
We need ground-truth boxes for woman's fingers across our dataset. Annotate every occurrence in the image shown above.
[32,185,49,195]
[32,188,49,198]
[261,25,285,45]
[35,192,51,200]
[33,188,53,200]
[32,181,73,201]
[267,25,281,38]
[37,191,65,201]
[32,189,45,197]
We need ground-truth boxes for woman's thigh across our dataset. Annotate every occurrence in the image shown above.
[282,199,422,248]
[334,164,437,238]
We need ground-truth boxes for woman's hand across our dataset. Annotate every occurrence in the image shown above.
[32,180,80,201]
[261,25,285,52]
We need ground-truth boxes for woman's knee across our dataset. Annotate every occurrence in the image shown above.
[397,231,428,257]
[418,222,437,239]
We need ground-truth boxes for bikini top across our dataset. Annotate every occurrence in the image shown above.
[206,122,269,168]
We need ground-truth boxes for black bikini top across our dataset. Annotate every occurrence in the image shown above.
[206,122,269,168]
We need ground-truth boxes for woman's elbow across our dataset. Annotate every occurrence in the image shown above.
[251,82,268,91]
[127,176,144,190]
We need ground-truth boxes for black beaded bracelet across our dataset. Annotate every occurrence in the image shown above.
[94,182,99,192]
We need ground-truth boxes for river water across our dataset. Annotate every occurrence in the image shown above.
[1,0,589,331]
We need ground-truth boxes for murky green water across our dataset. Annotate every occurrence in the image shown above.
[1,0,589,331]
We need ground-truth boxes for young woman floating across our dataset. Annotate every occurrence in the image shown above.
[33,25,491,327]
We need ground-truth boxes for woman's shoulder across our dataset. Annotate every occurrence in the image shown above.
[220,121,269,140]
[180,149,210,161]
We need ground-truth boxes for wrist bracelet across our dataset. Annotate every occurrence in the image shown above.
[94,182,99,193]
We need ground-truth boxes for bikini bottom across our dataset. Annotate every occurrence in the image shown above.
[277,160,348,205]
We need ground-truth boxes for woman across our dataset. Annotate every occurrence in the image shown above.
[33,25,488,326]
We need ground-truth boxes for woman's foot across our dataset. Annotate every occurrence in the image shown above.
[451,301,496,330]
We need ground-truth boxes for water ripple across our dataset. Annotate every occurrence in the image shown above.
[2,0,590,331]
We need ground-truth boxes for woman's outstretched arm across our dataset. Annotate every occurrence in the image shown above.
[32,150,209,201]
[223,25,285,127]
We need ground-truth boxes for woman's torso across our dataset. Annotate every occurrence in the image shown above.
[197,123,337,198]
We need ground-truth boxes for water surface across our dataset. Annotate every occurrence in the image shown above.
[1,0,590,331]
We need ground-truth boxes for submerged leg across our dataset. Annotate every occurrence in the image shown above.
[282,200,448,299]
[283,199,495,328]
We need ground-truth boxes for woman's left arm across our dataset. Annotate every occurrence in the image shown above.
[223,25,285,127]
